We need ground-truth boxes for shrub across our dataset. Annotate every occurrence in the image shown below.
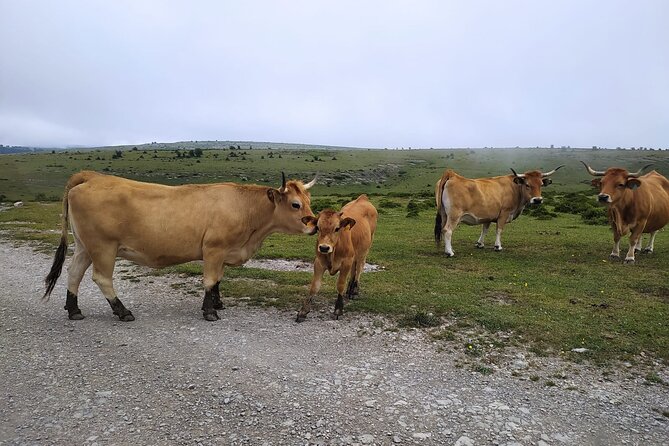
[378,199,402,209]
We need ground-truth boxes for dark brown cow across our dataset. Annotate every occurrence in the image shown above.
[297,195,378,321]
[582,162,669,263]
[434,166,563,256]
[44,171,316,321]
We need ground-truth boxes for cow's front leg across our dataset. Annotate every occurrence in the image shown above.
[333,263,351,319]
[475,223,490,248]
[610,232,621,260]
[202,249,225,321]
[642,231,658,254]
[625,227,645,264]
[493,220,507,252]
[297,261,326,322]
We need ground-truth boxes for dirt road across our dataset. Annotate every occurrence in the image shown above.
[0,241,667,445]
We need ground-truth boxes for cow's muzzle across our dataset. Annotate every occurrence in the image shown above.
[318,244,332,254]
[530,197,543,205]
[598,194,611,203]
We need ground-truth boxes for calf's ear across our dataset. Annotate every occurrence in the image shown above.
[626,178,641,190]
[340,217,356,230]
[591,178,602,188]
[302,215,318,235]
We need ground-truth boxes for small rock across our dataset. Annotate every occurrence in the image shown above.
[455,436,474,446]
[412,432,431,440]
[571,348,589,353]
[359,434,375,444]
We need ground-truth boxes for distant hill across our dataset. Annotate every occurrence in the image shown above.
[0,146,52,154]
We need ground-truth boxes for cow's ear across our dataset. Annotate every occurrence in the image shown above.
[542,178,552,187]
[340,217,356,230]
[267,188,279,203]
[626,178,641,190]
[591,178,602,189]
[513,177,525,185]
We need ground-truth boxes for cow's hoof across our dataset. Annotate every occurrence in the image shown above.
[609,254,621,261]
[296,314,307,323]
[333,312,343,320]
[213,299,224,310]
[475,242,484,249]
[642,248,653,254]
[445,252,455,257]
[494,246,503,252]
[624,258,635,264]
[68,311,84,320]
[119,313,135,322]
[203,311,219,321]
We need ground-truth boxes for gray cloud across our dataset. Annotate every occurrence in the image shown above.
[1,0,668,148]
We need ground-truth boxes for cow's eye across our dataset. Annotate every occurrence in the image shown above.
[617,184,625,188]
[291,202,301,209]
[335,227,340,232]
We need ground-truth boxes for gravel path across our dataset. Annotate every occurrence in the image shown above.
[0,241,667,446]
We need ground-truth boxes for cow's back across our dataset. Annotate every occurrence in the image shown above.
[442,172,515,219]
[341,195,378,253]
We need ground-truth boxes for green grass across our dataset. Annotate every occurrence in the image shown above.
[1,146,669,365]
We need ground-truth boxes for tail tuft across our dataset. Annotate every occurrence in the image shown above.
[43,238,67,300]
[434,212,442,244]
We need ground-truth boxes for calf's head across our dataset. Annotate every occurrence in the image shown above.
[267,173,317,234]
[581,162,652,204]
[302,209,356,255]
[510,165,563,205]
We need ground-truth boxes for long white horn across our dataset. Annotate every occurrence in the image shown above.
[542,165,565,178]
[580,161,605,176]
[510,168,525,178]
[628,164,653,178]
[303,174,318,190]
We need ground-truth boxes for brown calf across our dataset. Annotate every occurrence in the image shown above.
[297,195,378,321]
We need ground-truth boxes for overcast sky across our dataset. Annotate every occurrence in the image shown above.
[1,1,668,149]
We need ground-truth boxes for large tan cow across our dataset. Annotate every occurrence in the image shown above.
[297,195,378,322]
[434,166,563,256]
[582,162,669,263]
[44,170,316,321]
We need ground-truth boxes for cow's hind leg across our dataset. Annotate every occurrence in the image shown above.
[64,243,92,320]
[442,214,461,257]
[346,258,365,299]
[91,250,134,321]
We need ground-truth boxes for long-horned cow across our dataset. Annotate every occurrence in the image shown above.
[297,195,378,322]
[434,166,563,256]
[44,170,316,321]
[582,162,669,263]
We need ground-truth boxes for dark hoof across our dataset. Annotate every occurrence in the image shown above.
[203,311,219,321]
[119,313,135,322]
[213,301,224,310]
[642,248,653,254]
[296,314,307,323]
[68,312,85,321]
[475,242,484,249]
[445,253,455,258]
[624,258,635,265]
[609,254,621,261]
[494,246,503,252]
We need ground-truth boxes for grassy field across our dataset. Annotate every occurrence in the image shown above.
[1,145,668,366]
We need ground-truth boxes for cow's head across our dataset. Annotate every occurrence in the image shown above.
[267,172,317,234]
[581,162,652,204]
[510,165,563,204]
[301,209,356,255]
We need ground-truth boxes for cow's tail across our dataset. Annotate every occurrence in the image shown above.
[434,171,450,245]
[43,172,90,300]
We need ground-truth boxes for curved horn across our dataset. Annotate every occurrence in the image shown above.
[580,161,605,176]
[510,168,525,178]
[628,163,653,178]
[279,171,286,192]
[542,165,565,178]
[303,174,318,190]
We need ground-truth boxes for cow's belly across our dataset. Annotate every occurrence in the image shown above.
[461,213,493,225]
[117,245,202,268]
